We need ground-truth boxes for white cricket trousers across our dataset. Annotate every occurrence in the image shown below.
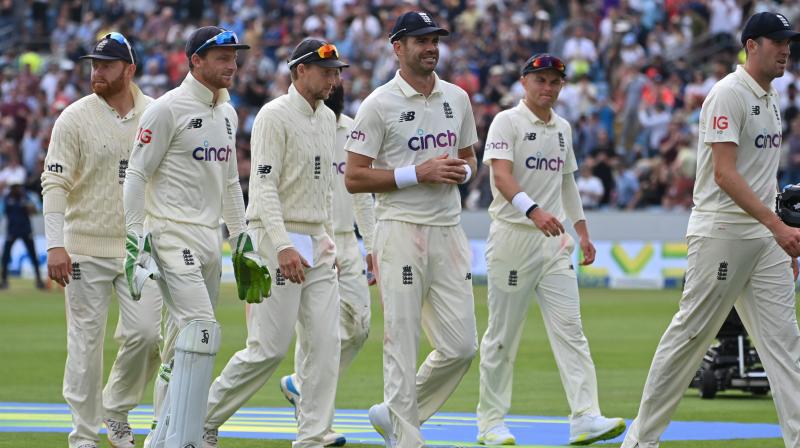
[373,220,477,448]
[205,226,341,448]
[622,236,800,448]
[295,231,370,375]
[63,254,162,448]
[477,221,600,434]
[147,217,222,428]
[292,231,371,435]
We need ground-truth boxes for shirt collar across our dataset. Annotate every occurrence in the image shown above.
[288,83,323,116]
[181,72,231,106]
[516,100,558,126]
[393,70,443,98]
[95,82,148,121]
[735,65,774,99]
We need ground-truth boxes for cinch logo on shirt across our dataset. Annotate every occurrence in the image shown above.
[485,141,510,151]
[408,130,456,151]
[350,130,365,142]
[193,143,232,162]
[755,132,781,149]
[333,161,346,174]
[525,155,565,171]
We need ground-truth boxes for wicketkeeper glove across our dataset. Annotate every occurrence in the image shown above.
[125,232,161,301]
[777,184,800,228]
[231,232,272,303]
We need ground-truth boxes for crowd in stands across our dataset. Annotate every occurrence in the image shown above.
[1,0,800,218]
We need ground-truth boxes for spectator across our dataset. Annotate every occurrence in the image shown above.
[0,182,44,289]
[576,163,604,209]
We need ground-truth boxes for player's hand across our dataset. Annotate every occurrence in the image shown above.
[416,154,467,185]
[231,232,272,303]
[278,247,310,284]
[529,208,565,237]
[792,258,798,282]
[124,232,161,301]
[365,253,376,285]
[579,237,596,265]
[47,247,72,287]
[771,221,800,258]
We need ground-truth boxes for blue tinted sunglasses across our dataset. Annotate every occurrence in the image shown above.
[193,30,240,55]
[105,32,134,64]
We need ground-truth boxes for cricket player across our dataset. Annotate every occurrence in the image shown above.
[41,33,162,448]
[279,81,377,447]
[476,53,625,446]
[203,38,348,448]
[345,12,479,448]
[622,12,800,448]
[123,26,270,448]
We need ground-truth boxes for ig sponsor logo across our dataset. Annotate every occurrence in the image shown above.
[137,128,152,144]
[485,141,509,151]
[525,154,565,171]
[333,161,346,174]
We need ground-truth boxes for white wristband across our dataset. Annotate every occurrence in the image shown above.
[511,191,537,216]
[394,165,418,189]
[459,164,473,184]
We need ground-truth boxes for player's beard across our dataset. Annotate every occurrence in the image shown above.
[91,71,127,98]
[324,84,344,116]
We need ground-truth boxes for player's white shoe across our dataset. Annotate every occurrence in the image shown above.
[368,403,397,448]
[568,414,626,445]
[280,374,346,446]
[203,428,219,448]
[103,418,135,448]
[280,374,300,419]
[477,424,516,445]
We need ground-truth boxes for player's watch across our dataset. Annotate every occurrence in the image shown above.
[525,204,539,218]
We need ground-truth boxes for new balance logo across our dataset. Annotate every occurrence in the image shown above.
[187,118,203,129]
[717,261,728,281]
[71,262,81,280]
[201,330,209,344]
[508,270,518,286]
[399,111,415,122]
[257,164,272,176]
[751,106,760,115]
[443,102,453,119]
[465,272,472,280]
[524,132,537,141]
[118,159,128,184]
[47,163,63,173]
[183,249,195,266]
[275,269,286,286]
[314,156,321,179]
[402,265,413,285]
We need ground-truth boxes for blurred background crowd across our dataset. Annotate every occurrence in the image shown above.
[0,0,799,215]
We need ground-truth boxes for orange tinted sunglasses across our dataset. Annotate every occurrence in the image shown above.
[288,44,339,67]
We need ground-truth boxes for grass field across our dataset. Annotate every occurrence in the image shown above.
[0,278,790,447]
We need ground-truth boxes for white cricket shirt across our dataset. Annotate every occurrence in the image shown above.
[332,113,376,250]
[126,73,241,230]
[483,101,577,227]
[688,65,783,239]
[345,70,478,226]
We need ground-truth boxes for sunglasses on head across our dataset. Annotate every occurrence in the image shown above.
[193,30,240,55]
[106,32,134,64]
[525,55,566,75]
[288,43,339,68]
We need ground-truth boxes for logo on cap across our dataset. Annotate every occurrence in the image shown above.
[777,13,790,28]
[418,12,432,24]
